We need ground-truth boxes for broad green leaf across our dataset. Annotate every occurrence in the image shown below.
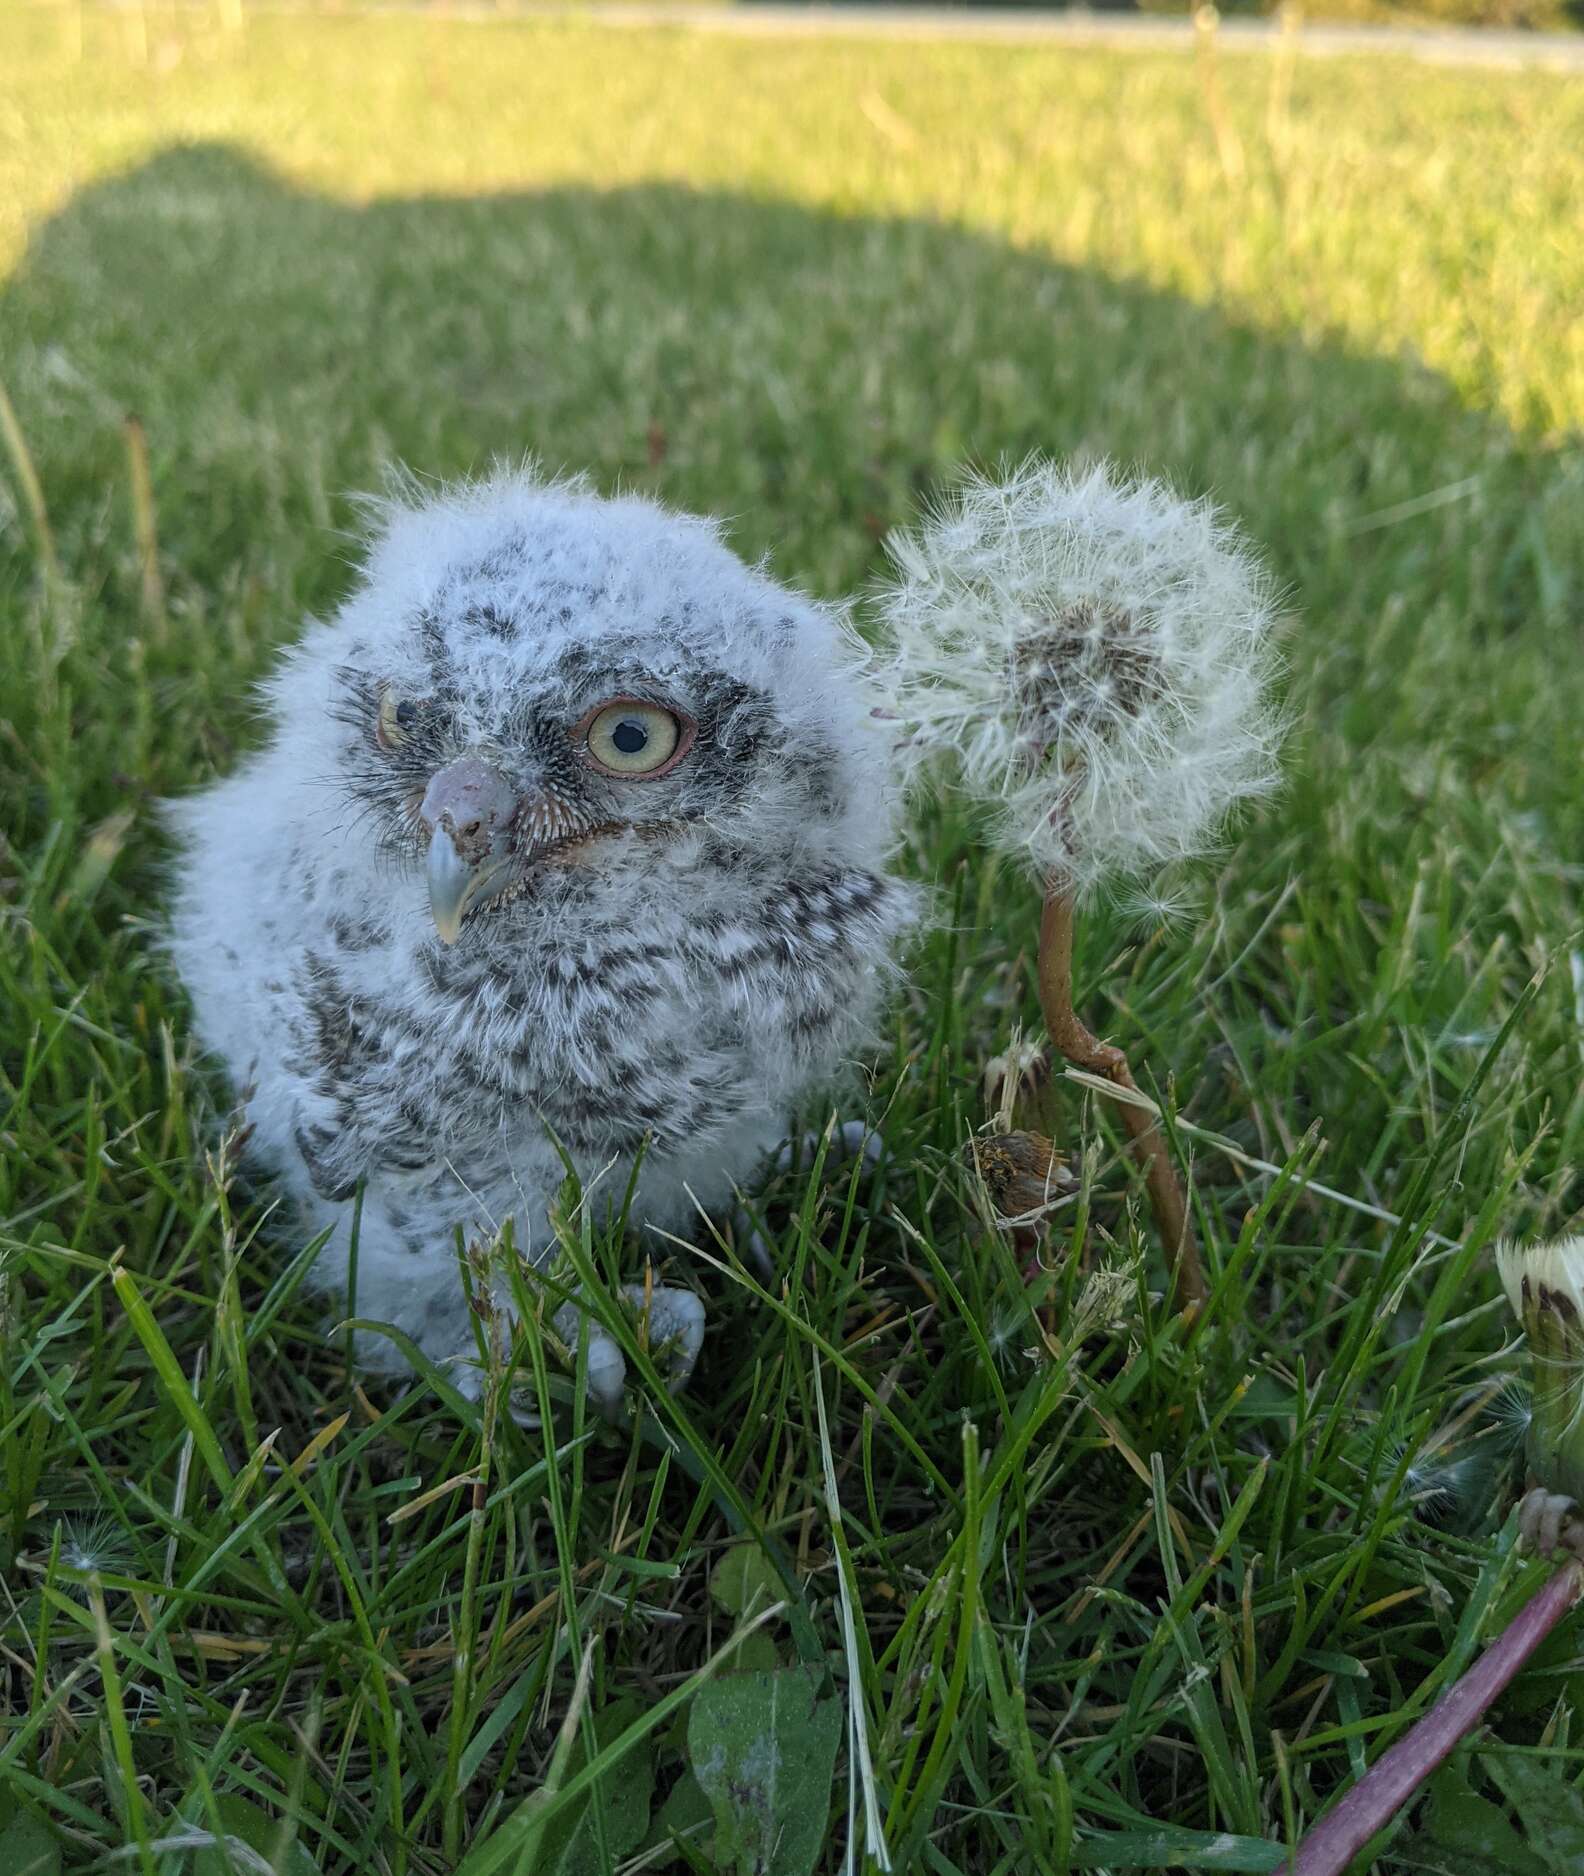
[1403,1762,1550,1876]
[1483,1753,1584,1873]
[454,1612,780,1876]
[710,1545,782,1621]
[534,1696,655,1876]
[192,1795,318,1876]
[1067,1828,1288,1871]
[0,1802,61,1876]
[653,1771,715,1859]
[728,1631,783,1675]
[687,1667,840,1876]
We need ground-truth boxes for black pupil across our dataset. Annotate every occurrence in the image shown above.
[611,718,648,755]
[394,700,417,729]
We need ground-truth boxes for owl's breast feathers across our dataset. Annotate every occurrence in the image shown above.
[280,861,917,1201]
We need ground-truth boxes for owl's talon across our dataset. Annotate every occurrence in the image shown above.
[622,1283,707,1394]
[739,1119,884,1280]
[771,1119,884,1179]
[584,1330,630,1422]
[549,1286,706,1418]
[851,1122,886,1167]
[736,1221,777,1284]
[1518,1486,1580,1556]
[553,1299,629,1421]
[437,1360,546,1430]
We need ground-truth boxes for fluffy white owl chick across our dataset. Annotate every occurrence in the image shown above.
[168,470,917,1409]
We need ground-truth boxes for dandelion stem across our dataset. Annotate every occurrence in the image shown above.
[1036,884,1206,1309]
[1289,1552,1584,1876]
[124,414,167,638]
[0,377,61,592]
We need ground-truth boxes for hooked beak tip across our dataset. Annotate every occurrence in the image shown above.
[426,824,481,945]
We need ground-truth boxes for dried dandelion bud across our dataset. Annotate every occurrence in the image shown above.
[1498,1238,1584,1500]
[983,1034,1051,1133]
[970,1129,1075,1226]
[875,458,1284,895]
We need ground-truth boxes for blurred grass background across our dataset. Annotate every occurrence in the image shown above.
[2,6,1583,1872]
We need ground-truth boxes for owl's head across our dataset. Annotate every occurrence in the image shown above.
[266,470,897,943]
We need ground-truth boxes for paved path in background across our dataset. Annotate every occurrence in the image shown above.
[505,4,1584,68]
[252,0,1584,69]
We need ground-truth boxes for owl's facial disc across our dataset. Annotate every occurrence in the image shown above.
[382,681,698,941]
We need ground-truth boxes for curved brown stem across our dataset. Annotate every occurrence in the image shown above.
[1036,885,1207,1311]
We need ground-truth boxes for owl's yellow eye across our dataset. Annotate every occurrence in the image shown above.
[582,701,690,778]
[377,690,419,751]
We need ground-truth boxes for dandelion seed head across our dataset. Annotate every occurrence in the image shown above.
[875,458,1285,894]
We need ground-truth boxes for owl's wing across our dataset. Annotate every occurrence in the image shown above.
[283,952,448,1201]
[693,865,921,1072]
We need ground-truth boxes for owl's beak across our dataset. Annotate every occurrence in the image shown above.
[419,757,521,945]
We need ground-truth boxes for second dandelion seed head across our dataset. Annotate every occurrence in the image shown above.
[875,458,1285,897]
[1497,1236,1584,1502]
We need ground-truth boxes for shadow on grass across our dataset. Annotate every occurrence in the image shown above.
[2,141,1549,607]
[5,141,1569,831]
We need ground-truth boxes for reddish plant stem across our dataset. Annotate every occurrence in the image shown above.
[1035,885,1207,1311]
[1291,1557,1584,1876]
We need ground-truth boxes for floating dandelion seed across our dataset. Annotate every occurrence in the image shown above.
[56,1514,125,1587]
[1114,876,1200,933]
[1391,1445,1474,1526]
[877,458,1284,896]
[876,459,1286,1310]
[1488,1374,1535,1450]
[986,1304,1033,1373]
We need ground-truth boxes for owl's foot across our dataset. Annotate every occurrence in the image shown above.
[735,1119,884,1279]
[554,1284,706,1421]
[771,1119,884,1178]
[1518,1486,1584,1558]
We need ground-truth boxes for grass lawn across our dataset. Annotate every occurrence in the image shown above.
[3,6,1584,1871]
